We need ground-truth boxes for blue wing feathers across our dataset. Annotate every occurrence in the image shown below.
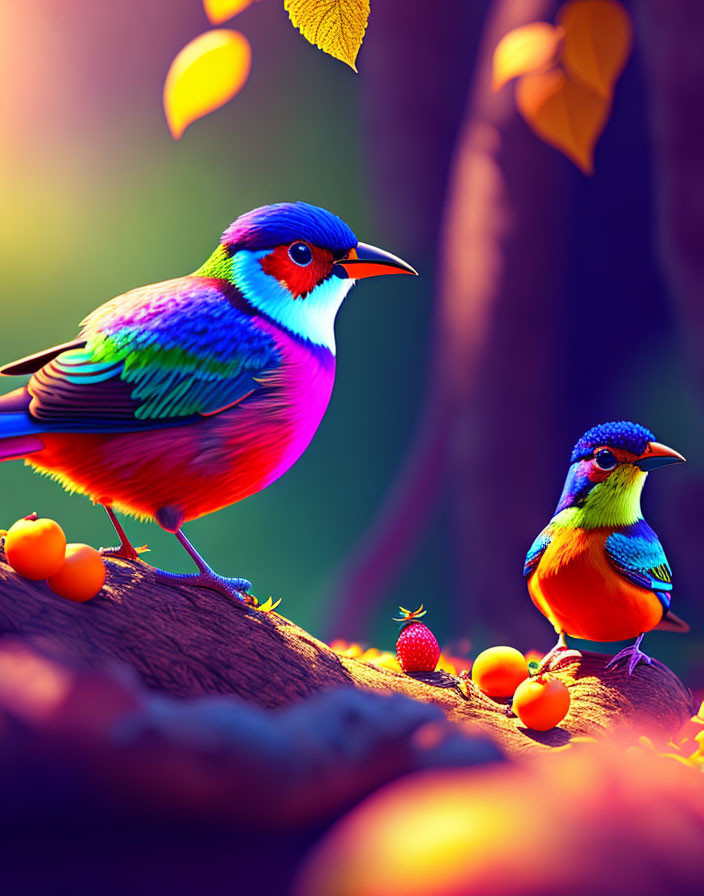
[18,277,281,429]
[606,520,673,600]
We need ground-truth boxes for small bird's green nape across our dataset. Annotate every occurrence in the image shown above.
[552,421,685,529]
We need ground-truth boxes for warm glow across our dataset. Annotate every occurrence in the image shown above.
[0,647,72,722]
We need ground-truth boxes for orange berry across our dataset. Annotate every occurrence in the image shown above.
[471,646,530,698]
[48,543,106,602]
[5,514,66,580]
[513,675,571,731]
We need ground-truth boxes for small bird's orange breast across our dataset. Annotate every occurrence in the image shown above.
[528,527,664,641]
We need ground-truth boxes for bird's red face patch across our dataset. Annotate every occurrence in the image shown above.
[586,446,639,483]
[259,243,336,299]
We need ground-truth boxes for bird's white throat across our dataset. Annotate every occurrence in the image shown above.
[232,249,354,353]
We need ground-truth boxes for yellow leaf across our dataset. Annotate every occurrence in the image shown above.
[284,0,369,71]
[515,67,610,174]
[492,22,563,92]
[164,30,251,139]
[256,596,282,613]
[558,0,632,98]
[203,0,257,25]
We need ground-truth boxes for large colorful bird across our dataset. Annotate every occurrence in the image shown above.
[0,202,416,602]
[524,421,687,673]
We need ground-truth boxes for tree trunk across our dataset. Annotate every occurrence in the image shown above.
[329,0,568,644]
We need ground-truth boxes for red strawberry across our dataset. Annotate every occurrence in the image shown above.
[395,605,440,672]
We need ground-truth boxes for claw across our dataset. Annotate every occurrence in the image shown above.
[605,634,653,675]
[100,543,150,562]
[536,632,582,674]
[153,568,254,606]
[544,648,583,672]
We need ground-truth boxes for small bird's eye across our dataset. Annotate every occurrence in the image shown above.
[288,242,313,267]
[594,449,617,470]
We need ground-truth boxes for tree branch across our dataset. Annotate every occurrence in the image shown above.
[0,552,695,757]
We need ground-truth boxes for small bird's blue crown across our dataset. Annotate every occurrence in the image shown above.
[570,421,655,463]
[222,202,358,254]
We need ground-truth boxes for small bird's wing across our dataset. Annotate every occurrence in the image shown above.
[523,527,552,577]
[22,277,281,429]
[605,521,673,610]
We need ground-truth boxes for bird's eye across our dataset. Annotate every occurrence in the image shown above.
[594,449,617,470]
[288,242,313,267]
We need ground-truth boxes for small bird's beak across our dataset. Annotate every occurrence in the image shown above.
[332,242,418,279]
[635,441,686,471]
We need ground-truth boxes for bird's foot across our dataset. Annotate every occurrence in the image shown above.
[100,543,150,562]
[153,567,255,606]
[537,644,582,674]
[99,505,149,562]
[605,643,653,675]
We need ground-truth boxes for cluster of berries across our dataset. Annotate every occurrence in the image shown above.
[392,607,570,731]
[1,513,106,602]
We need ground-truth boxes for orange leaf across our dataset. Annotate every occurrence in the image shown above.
[163,30,251,139]
[515,67,610,174]
[203,0,257,25]
[492,22,564,92]
[558,0,632,98]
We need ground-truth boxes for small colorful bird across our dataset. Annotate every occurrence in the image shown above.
[524,421,687,673]
[0,202,416,602]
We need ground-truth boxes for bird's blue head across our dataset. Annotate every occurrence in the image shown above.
[196,202,416,352]
[553,421,685,528]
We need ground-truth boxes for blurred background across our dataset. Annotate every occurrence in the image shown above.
[1,0,702,682]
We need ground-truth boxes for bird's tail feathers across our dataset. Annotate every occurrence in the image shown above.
[656,610,690,633]
[0,434,44,461]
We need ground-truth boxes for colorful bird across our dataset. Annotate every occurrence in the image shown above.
[524,421,687,673]
[0,202,416,602]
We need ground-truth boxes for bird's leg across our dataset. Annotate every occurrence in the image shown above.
[537,631,582,673]
[100,505,149,562]
[153,528,254,606]
[605,633,653,675]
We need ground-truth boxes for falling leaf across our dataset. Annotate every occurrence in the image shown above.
[515,68,609,174]
[284,0,370,71]
[164,30,252,139]
[492,22,564,92]
[558,0,632,98]
[203,0,257,25]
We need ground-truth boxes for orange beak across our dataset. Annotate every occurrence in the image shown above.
[635,441,686,471]
[332,242,418,280]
